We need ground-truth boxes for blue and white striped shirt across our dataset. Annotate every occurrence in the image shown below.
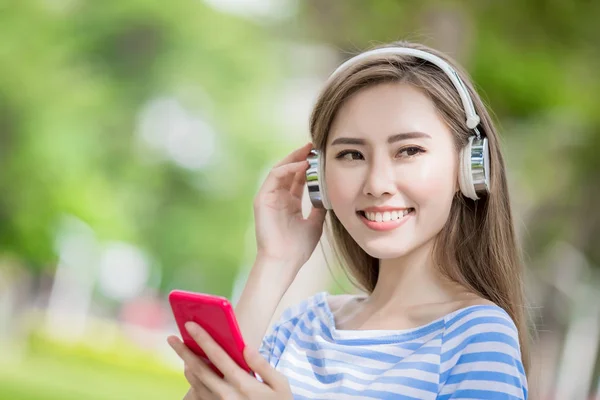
[260,292,527,399]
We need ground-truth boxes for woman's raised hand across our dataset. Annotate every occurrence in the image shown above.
[253,142,327,275]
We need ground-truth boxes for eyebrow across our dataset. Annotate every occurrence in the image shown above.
[330,131,432,146]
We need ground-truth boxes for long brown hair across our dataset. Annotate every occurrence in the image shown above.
[309,41,530,373]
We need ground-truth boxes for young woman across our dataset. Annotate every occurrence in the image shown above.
[168,41,530,399]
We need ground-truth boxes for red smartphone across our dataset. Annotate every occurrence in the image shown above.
[168,290,253,377]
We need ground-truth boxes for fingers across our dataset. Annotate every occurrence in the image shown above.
[260,160,309,195]
[243,346,286,390]
[289,169,306,200]
[273,142,313,168]
[184,384,214,400]
[257,142,314,199]
[308,205,327,227]
[190,385,216,400]
[184,322,257,394]
[167,336,231,396]
[183,364,204,390]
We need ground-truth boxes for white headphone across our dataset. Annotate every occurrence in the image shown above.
[306,47,490,210]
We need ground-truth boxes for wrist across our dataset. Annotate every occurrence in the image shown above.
[250,256,300,287]
[253,254,301,272]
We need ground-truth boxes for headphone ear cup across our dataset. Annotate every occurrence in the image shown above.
[459,135,491,200]
[306,149,331,209]
[459,136,479,200]
[317,151,332,210]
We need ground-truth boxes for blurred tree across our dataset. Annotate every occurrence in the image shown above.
[1,0,599,297]
[0,0,291,296]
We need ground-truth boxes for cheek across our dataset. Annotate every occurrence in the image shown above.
[325,166,357,208]
[405,156,457,228]
[407,162,455,199]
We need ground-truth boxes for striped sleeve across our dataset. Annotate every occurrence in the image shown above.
[258,295,314,366]
[438,307,528,400]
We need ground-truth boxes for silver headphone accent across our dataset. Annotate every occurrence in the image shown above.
[306,149,330,210]
[307,47,490,210]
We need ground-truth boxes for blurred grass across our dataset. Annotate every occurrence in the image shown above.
[0,331,188,400]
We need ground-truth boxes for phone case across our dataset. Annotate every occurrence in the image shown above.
[168,290,252,377]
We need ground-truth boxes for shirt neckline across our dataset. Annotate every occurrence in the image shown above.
[315,291,502,343]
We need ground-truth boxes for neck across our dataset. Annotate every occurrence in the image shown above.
[367,239,461,309]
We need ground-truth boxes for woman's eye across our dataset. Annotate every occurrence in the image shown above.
[398,147,424,158]
[336,150,364,161]
[334,147,423,161]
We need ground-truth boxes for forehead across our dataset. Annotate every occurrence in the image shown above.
[327,82,450,144]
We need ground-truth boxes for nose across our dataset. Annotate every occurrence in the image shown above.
[362,156,398,199]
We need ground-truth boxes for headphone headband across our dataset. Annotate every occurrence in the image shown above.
[328,47,482,135]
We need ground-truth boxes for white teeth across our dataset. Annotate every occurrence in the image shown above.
[363,209,412,222]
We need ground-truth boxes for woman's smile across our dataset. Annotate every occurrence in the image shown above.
[357,207,415,231]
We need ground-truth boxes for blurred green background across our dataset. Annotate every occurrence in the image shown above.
[1,1,599,399]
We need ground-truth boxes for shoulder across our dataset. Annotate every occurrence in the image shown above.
[442,302,520,351]
[439,304,528,398]
[444,301,518,337]
[441,302,524,374]
[325,292,362,314]
[276,291,330,325]
[261,293,326,353]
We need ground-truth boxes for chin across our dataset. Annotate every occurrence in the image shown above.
[356,236,416,259]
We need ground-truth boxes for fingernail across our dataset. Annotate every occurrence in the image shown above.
[167,336,179,348]
[185,321,198,334]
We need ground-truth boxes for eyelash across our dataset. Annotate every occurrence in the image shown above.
[334,146,425,161]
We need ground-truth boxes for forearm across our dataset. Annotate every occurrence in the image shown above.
[234,258,297,349]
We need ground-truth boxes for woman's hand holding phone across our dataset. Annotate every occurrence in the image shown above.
[253,142,327,281]
[168,322,293,400]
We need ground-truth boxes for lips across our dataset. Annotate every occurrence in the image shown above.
[358,208,414,222]
[356,208,415,231]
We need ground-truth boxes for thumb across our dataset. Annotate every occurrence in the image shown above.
[307,206,327,227]
[244,347,284,389]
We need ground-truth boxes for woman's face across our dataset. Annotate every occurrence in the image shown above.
[325,82,458,259]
